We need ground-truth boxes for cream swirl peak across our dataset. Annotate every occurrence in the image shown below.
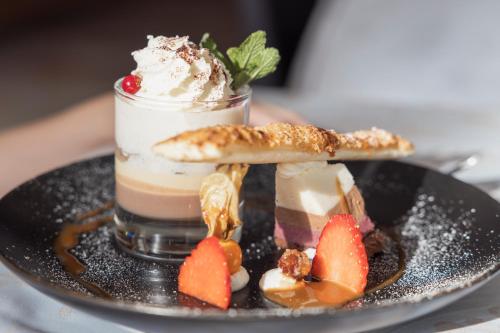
[131,35,233,102]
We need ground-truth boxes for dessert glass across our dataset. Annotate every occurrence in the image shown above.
[114,78,250,261]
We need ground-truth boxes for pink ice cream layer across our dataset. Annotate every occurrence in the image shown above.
[274,215,374,249]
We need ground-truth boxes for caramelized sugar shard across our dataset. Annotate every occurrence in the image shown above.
[199,163,249,240]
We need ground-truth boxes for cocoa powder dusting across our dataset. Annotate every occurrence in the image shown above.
[176,45,200,65]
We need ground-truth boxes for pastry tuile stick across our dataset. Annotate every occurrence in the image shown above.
[153,123,414,164]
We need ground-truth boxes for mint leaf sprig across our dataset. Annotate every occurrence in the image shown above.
[200,31,281,90]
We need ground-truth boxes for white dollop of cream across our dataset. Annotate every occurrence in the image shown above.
[276,161,328,179]
[131,35,233,103]
[303,248,316,261]
[259,268,300,291]
[231,266,250,292]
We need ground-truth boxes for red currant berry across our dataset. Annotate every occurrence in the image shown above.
[122,74,141,94]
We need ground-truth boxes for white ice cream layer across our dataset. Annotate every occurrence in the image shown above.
[115,96,245,156]
[276,162,354,216]
[132,35,232,102]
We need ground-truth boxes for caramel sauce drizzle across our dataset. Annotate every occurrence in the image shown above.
[264,281,360,309]
[54,202,114,298]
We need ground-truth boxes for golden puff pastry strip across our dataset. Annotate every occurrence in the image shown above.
[153,123,414,164]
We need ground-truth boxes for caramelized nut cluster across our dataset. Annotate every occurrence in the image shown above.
[278,249,311,280]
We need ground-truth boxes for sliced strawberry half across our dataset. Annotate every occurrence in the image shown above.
[178,237,231,309]
[311,214,369,294]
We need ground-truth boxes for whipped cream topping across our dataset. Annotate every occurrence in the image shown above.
[131,35,233,102]
[231,266,250,292]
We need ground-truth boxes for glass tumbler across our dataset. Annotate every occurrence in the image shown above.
[113,78,250,261]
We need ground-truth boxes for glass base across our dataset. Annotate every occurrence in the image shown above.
[114,204,207,262]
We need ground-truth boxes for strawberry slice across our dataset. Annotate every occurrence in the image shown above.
[311,214,369,294]
[178,237,231,309]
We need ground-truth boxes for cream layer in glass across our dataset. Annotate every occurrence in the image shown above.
[115,85,249,221]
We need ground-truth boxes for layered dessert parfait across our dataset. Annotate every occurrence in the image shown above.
[274,162,374,249]
[114,35,250,256]
[114,31,281,259]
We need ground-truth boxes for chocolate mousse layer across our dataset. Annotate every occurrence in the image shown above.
[116,173,201,220]
[274,185,374,249]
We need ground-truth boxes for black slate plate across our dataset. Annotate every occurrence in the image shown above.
[0,155,498,332]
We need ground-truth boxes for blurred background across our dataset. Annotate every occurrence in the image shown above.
[1,0,500,182]
[0,0,315,130]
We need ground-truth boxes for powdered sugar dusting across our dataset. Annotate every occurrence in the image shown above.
[362,191,499,305]
[0,158,498,320]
